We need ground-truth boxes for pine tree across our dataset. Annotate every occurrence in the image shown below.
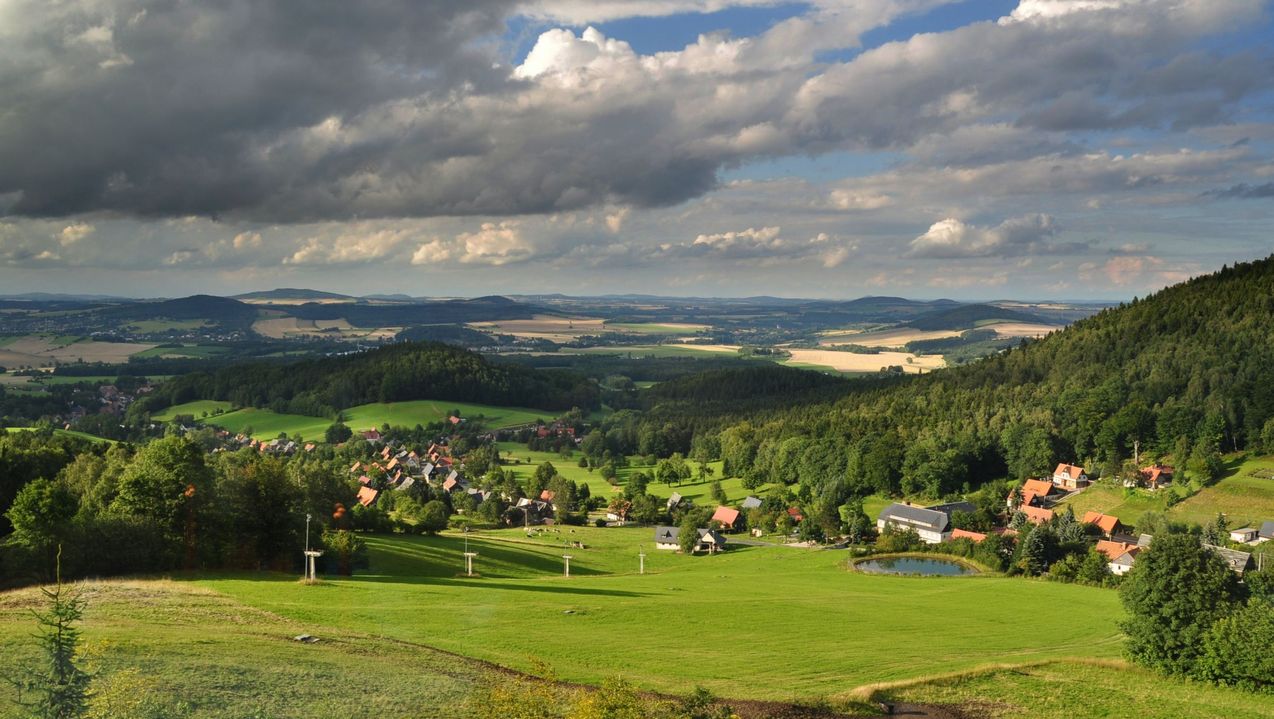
[12,548,91,719]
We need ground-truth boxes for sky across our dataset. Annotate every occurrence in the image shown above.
[1,0,1273,301]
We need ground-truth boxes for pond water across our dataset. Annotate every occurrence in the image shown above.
[855,556,977,576]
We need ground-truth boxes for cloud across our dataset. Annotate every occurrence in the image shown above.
[0,0,1264,224]
[411,222,534,266]
[906,214,1089,258]
[58,222,94,245]
[1202,182,1274,199]
[287,228,411,266]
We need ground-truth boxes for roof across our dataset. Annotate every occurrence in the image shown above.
[1140,465,1173,484]
[1095,540,1137,561]
[950,528,987,542]
[1137,533,1154,547]
[1019,505,1054,524]
[666,492,683,509]
[1204,544,1253,572]
[1111,548,1141,566]
[696,528,726,545]
[879,503,950,532]
[1260,520,1274,539]
[740,496,763,510]
[712,506,741,527]
[540,490,556,501]
[1082,511,1121,534]
[1053,463,1086,478]
[1021,479,1054,497]
[356,486,379,507]
[654,526,680,543]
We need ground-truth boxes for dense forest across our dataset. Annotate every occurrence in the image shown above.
[139,342,600,418]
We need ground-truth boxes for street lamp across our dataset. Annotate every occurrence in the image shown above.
[463,526,478,577]
[302,512,323,582]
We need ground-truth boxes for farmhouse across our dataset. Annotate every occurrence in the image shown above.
[1082,511,1123,538]
[356,486,379,508]
[712,506,742,531]
[1095,539,1138,562]
[654,526,680,549]
[1052,463,1089,489]
[876,503,954,544]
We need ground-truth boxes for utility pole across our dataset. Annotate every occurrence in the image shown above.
[639,548,646,575]
[1134,439,1140,467]
[562,554,573,578]
[463,526,477,576]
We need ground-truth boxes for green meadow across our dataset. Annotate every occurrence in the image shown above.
[5,427,116,444]
[156,400,558,440]
[3,529,1268,718]
[199,527,1126,700]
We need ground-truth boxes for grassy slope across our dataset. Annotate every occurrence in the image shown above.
[495,442,745,503]
[5,427,116,444]
[1058,454,1274,530]
[882,659,1271,719]
[201,528,1125,701]
[156,400,557,441]
[0,580,494,719]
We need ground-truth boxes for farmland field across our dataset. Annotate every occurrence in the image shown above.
[602,322,710,335]
[468,315,604,341]
[0,335,156,367]
[1168,454,1274,528]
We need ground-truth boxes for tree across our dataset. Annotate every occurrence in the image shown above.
[677,513,699,554]
[419,500,449,535]
[5,479,78,552]
[1195,601,1274,692]
[709,480,727,505]
[12,551,91,719]
[324,422,353,444]
[1120,534,1241,675]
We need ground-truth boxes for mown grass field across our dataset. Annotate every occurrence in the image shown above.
[199,528,1127,701]
[3,530,1268,718]
[156,400,558,440]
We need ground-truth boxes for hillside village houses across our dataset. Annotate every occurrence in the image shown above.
[876,501,976,544]
[653,526,727,554]
[1052,463,1089,489]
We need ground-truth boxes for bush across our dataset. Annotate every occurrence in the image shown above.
[594,518,607,528]
[1195,601,1274,692]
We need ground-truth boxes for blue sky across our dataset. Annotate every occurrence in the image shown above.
[0,0,1272,300]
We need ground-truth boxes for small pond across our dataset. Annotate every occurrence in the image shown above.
[855,556,977,576]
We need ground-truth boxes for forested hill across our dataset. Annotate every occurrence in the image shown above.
[140,342,599,419]
[709,256,1274,499]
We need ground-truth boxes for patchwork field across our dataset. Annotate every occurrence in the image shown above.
[783,348,945,374]
[0,335,156,368]
[602,322,711,335]
[979,320,1061,338]
[468,315,605,341]
[158,400,558,440]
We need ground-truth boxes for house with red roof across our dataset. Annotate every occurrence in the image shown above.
[712,506,742,531]
[1052,463,1089,489]
[357,486,379,508]
[949,528,987,543]
[1082,511,1123,538]
[1018,505,1055,525]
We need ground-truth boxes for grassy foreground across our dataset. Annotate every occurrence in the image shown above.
[2,530,1269,718]
[199,528,1126,699]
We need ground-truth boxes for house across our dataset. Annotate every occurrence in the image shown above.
[1052,463,1089,489]
[949,528,987,543]
[1109,547,1141,576]
[357,486,379,508]
[539,490,556,502]
[443,475,468,493]
[652,526,728,553]
[1205,544,1254,574]
[740,496,763,510]
[1137,533,1154,548]
[1082,511,1123,538]
[1259,521,1274,543]
[1229,527,1260,544]
[396,476,415,492]
[712,506,742,531]
[361,429,382,443]
[1095,539,1138,561]
[1018,505,1055,525]
[666,492,684,511]
[786,507,805,523]
[654,526,681,550]
[876,504,953,544]
[504,499,553,526]
[1008,479,1056,509]
[1136,465,1174,490]
[357,475,373,486]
